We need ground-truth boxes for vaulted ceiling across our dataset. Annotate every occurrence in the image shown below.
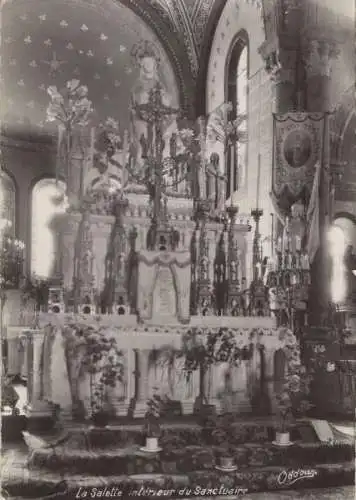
[1,0,229,134]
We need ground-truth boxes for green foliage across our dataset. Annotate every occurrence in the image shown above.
[65,323,124,415]
[275,342,314,432]
[144,394,164,438]
[181,327,254,374]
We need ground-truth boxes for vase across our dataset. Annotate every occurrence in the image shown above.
[91,411,109,427]
[275,431,290,445]
[145,437,159,451]
[220,456,234,468]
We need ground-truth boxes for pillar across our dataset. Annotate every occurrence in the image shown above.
[302,37,340,325]
[23,329,52,417]
[259,44,299,114]
[111,348,135,417]
[133,349,150,417]
[303,39,340,113]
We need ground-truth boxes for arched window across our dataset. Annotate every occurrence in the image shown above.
[328,224,347,304]
[226,32,248,199]
[0,170,16,236]
[31,178,67,279]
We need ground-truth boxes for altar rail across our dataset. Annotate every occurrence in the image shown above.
[15,314,295,421]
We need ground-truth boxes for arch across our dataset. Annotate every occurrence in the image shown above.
[0,168,17,236]
[195,0,229,115]
[113,0,195,115]
[30,178,67,279]
[224,30,249,198]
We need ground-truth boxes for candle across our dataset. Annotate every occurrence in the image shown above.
[295,236,301,251]
[277,237,282,252]
[256,154,261,209]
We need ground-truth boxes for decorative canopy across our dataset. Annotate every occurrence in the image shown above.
[1,0,179,133]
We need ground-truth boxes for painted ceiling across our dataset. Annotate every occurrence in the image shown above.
[1,0,179,133]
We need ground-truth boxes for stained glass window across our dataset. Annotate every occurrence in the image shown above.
[31,178,67,278]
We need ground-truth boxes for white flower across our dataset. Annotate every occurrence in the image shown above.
[105,117,119,130]
[66,79,80,92]
[81,24,89,31]
[100,33,108,41]
[24,36,32,44]
[60,20,68,27]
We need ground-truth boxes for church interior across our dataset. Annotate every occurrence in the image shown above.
[1,0,356,499]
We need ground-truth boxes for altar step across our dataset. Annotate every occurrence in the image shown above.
[2,420,354,499]
[2,461,354,499]
[29,441,354,475]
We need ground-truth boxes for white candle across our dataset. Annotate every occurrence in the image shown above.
[256,154,261,209]
[295,236,301,251]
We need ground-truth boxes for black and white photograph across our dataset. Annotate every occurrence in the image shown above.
[0,1,355,499]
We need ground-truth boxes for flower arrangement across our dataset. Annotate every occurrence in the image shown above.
[144,394,163,438]
[275,328,313,436]
[68,323,125,425]
[20,275,50,311]
[182,328,254,408]
[0,237,25,289]
[46,79,93,129]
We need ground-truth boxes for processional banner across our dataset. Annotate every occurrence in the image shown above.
[272,112,326,199]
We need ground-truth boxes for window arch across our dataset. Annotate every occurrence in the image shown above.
[0,169,16,236]
[225,31,249,199]
[31,178,67,279]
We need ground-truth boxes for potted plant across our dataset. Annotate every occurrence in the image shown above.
[80,327,124,427]
[275,385,295,445]
[274,347,313,445]
[182,328,253,419]
[143,394,163,451]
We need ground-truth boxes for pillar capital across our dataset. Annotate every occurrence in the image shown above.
[259,44,297,85]
[303,39,340,79]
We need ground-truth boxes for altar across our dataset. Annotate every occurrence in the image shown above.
[20,311,298,421]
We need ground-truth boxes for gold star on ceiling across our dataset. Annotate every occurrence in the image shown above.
[41,51,67,75]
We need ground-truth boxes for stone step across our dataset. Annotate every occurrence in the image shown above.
[28,441,355,476]
[2,461,354,499]
[32,420,312,450]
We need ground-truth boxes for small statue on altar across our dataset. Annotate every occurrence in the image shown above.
[231,260,238,281]
[281,201,306,254]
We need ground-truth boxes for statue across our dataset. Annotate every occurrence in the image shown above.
[206,153,227,210]
[129,41,180,174]
[280,201,306,254]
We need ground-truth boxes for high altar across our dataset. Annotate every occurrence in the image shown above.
[14,42,311,423]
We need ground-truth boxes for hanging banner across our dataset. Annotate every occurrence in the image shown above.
[272,112,326,199]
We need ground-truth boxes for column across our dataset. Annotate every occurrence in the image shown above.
[23,329,52,417]
[112,348,135,416]
[303,39,340,113]
[133,349,150,417]
[259,45,298,114]
[302,37,340,325]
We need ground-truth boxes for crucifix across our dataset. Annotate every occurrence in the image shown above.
[132,82,179,225]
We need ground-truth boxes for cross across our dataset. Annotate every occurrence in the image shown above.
[132,82,179,223]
